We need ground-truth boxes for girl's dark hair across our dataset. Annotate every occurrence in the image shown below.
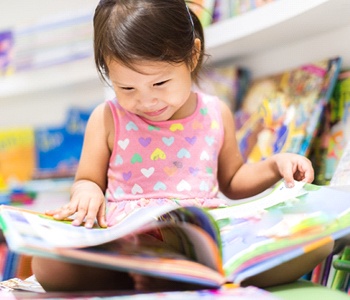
[93,0,205,83]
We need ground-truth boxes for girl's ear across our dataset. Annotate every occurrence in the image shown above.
[191,38,202,71]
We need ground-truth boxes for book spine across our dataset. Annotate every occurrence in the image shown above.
[2,250,20,281]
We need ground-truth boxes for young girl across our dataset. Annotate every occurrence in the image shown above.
[32,0,333,292]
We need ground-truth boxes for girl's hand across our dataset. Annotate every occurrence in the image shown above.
[273,153,314,188]
[46,180,107,229]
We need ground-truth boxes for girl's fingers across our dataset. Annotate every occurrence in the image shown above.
[45,195,105,229]
[72,204,88,227]
[72,197,103,228]
[84,198,104,228]
[96,201,107,228]
[281,161,295,188]
[49,203,78,220]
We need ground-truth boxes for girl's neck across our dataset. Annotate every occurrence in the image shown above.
[169,91,197,120]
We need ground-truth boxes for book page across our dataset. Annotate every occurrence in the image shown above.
[0,205,178,249]
[330,140,350,186]
[210,180,307,219]
[213,182,350,283]
[52,223,226,288]
[56,245,226,288]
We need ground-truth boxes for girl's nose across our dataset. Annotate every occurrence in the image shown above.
[139,97,158,108]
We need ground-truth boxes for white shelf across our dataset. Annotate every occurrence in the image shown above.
[205,0,350,64]
[0,58,101,99]
[2,0,350,99]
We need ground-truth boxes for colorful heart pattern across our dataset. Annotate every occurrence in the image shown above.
[107,94,223,199]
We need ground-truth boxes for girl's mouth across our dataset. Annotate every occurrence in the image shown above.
[143,106,168,117]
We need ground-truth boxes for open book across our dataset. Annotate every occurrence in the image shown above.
[0,180,350,288]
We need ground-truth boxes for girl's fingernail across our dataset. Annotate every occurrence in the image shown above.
[85,221,93,228]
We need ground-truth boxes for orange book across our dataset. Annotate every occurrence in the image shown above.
[0,128,35,189]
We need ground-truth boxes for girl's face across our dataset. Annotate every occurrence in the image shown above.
[107,59,195,121]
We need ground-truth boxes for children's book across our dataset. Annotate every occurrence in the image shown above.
[0,180,350,288]
[0,30,14,76]
[324,70,350,183]
[0,127,36,190]
[330,141,350,187]
[235,57,342,162]
[34,107,92,179]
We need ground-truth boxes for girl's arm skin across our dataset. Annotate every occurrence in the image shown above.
[217,100,314,200]
[46,102,113,228]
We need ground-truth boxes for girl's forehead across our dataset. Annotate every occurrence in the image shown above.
[108,59,183,75]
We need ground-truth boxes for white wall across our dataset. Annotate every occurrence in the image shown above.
[237,24,350,80]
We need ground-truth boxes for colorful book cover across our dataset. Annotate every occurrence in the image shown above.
[0,128,35,190]
[329,140,350,187]
[299,57,342,156]
[34,107,91,178]
[324,70,350,182]
[0,30,14,76]
[235,57,342,162]
[0,243,9,281]
[212,0,232,24]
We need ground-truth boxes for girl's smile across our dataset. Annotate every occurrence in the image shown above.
[143,106,169,117]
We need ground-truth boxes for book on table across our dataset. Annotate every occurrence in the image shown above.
[0,180,349,288]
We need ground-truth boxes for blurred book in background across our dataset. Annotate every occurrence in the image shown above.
[34,107,92,179]
[12,10,93,73]
[235,57,342,162]
[0,128,35,190]
[0,30,14,77]
[188,0,216,27]
[196,64,251,113]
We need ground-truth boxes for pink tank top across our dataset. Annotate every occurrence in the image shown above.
[105,92,227,225]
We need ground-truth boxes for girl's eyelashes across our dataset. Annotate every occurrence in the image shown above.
[119,80,169,90]
[153,80,169,87]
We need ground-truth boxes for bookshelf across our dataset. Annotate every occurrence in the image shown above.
[0,0,105,128]
[1,0,350,125]
[205,0,350,78]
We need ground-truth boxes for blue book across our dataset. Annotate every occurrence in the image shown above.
[34,107,92,178]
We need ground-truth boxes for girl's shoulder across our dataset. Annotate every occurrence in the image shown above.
[196,91,220,104]
[89,101,114,122]
[196,91,230,117]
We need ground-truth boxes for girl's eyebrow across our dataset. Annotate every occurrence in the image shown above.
[113,73,171,87]
[111,79,133,87]
[115,82,132,87]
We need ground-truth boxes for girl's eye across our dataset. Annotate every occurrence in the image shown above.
[121,87,134,91]
[154,80,168,87]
